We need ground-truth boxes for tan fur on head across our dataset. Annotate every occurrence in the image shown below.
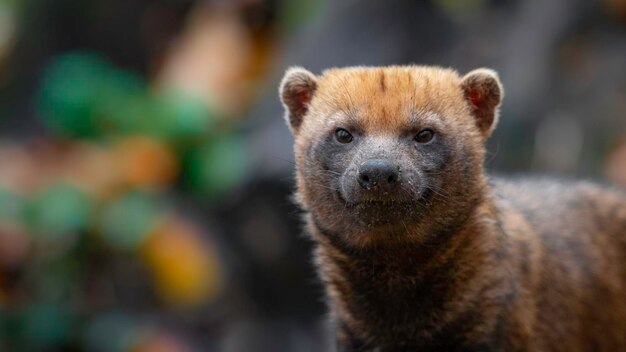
[283,65,498,248]
[280,65,502,142]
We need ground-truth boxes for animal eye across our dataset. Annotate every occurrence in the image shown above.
[335,128,353,143]
[414,129,435,144]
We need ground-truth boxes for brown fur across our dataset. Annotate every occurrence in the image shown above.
[279,65,626,351]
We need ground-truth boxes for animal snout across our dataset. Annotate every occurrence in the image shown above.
[357,159,400,191]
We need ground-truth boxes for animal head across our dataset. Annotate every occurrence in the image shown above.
[280,66,503,247]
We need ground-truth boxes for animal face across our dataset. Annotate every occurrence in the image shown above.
[280,66,502,247]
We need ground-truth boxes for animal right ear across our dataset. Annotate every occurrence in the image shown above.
[279,67,318,135]
[460,68,503,138]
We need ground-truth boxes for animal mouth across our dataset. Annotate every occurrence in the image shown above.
[347,200,416,207]
[336,188,420,207]
[332,188,429,228]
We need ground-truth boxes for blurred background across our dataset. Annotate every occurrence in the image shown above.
[0,0,624,351]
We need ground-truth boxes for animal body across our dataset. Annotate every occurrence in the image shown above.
[279,65,626,351]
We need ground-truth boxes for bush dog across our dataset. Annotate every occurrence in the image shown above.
[279,65,626,351]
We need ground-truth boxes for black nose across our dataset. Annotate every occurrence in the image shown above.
[358,159,400,190]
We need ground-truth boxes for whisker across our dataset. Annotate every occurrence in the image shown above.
[485,140,500,166]
[271,156,297,166]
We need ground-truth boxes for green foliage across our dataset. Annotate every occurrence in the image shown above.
[183,135,248,198]
[3,304,74,351]
[83,312,138,352]
[38,52,216,142]
[98,192,160,251]
[23,183,92,240]
[0,187,23,221]
[3,48,248,351]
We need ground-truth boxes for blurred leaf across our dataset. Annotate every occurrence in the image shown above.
[83,312,138,352]
[13,304,74,351]
[39,52,111,138]
[0,187,23,221]
[0,1,18,67]
[23,183,92,240]
[98,192,159,251]
[183,135,247,198]
[93,68,146,135]
[112,136,179,189]
[132,330,192,352]
[279,0,325,31]
[38,51,218,142]
[142,218,222,307]
[0,222,30,267]
[153,90,216,142]
[29,255,83,302]
[39,52,149,139]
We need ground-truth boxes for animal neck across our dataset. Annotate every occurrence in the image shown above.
[311,197,501,347]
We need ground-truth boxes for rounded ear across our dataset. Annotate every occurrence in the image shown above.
[279,67,318,135]
[461,68,503,138]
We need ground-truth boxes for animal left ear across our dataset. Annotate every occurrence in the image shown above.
[461,68,503,138]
